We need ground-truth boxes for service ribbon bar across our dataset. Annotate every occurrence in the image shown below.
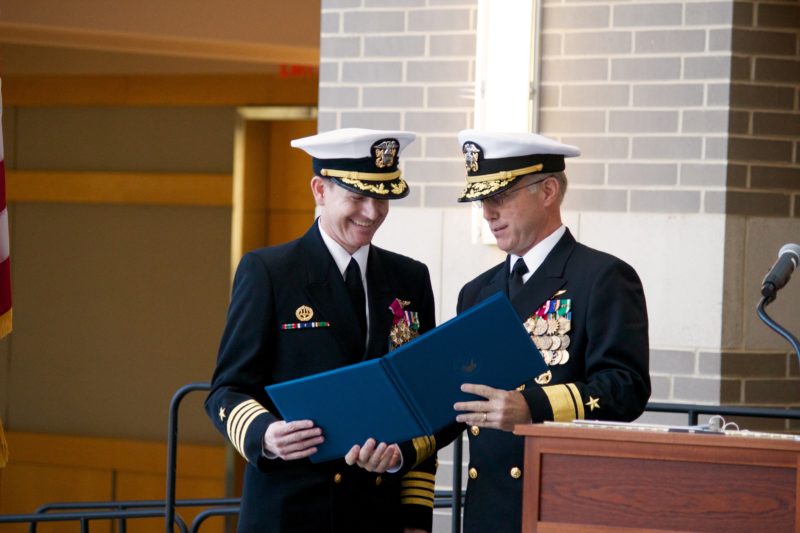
[281,321,331,330]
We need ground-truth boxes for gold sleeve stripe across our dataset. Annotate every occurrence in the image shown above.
[402,488,435,499]
[236,407,267,459]
[401,496,435,508]
[230,402,262,453]
[567,383,585,420]
[404,471,436,482]
[229,404,259,458]
[542,384,577,422]
[411,435,436,467]
[402,484,434,494]
[226,400,269,460]
[227,400,259,448]
[402,479,435,490]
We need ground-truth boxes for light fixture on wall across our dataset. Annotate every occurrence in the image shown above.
[472,0,541,243]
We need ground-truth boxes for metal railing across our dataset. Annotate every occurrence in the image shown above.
[0,508,188,533]
[4,383,800,533]
[646,402,800,426]
[165,383,212,532]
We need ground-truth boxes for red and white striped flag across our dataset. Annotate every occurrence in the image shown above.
[0,78,8,468]
[0,79,11,339]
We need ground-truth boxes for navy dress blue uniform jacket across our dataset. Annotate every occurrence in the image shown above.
[205,221,438,533]
[432,228,651,533]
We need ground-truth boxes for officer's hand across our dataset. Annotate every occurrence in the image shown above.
[344,438,400,472]
[403,529,428,533]
[263,420,324,460]
[454,383,532,432]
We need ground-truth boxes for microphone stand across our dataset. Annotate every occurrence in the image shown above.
[757,296,800,362]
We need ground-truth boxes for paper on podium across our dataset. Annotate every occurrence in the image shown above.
[265,292,546,463]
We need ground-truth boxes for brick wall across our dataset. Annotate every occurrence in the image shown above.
[319,0,478,211]
[725,0,799,218]
[540,0,738,214]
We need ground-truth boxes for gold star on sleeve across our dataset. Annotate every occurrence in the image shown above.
[585,396,600,412]
[219,407,227,421]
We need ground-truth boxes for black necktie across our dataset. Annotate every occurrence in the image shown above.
[508,257,528,299]
[345,258,367,340]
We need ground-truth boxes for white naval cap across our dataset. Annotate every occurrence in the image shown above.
[456,130,580,202]
[291,128,416,199]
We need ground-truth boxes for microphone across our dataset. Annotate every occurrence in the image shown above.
[761,243,800,302]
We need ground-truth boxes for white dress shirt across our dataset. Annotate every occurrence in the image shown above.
[318,222,370,333]
[508,225,566,283]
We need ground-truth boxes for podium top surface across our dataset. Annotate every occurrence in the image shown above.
[514,421,800,453]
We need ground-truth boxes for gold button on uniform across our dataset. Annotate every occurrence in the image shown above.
[468,467,478,479]
[510,467,522,479]
[333,473,342,484]
[375,476,382,487]
[470,425,480,436]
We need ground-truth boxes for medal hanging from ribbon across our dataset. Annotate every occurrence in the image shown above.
[388,298,420,351]
[524,298,572,366]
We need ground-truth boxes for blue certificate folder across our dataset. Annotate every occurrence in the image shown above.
[265,292,546,463]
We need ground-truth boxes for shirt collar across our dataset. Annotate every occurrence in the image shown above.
[509,225,566,282]
[318,220,370,279]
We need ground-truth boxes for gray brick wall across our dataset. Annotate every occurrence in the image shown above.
[320,0,477,209]
[726,0,800,218]
[539,0,749,216]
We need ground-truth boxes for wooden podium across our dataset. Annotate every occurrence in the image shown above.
[514,423,800,532]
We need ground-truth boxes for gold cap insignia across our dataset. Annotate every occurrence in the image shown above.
[295,305,314,322]
[372,139,399,169]
[463,142,481,172]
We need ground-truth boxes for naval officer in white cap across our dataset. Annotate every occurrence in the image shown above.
[434,130,651,533]
[206,128,437,533]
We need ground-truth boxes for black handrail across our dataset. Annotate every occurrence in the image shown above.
[30,499,238,533]
[646,402,800,426]
[166,383,211,532]
[0,509,189,533]
[189,507,240,533]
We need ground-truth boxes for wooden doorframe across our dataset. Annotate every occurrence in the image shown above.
[230,105,317,277]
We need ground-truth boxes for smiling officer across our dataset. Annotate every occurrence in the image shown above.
[206,128,438,533]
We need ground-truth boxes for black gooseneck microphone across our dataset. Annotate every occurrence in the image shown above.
[757,243,800,360]
[761,243,800,303]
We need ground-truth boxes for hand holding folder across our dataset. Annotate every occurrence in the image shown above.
[344,438,402,472]
[266,292,547,463]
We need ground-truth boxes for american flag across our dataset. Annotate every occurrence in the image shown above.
[0,78,10,339]
[0,78,8,468]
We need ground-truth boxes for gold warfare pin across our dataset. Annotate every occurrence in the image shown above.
[295,305,314,322]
